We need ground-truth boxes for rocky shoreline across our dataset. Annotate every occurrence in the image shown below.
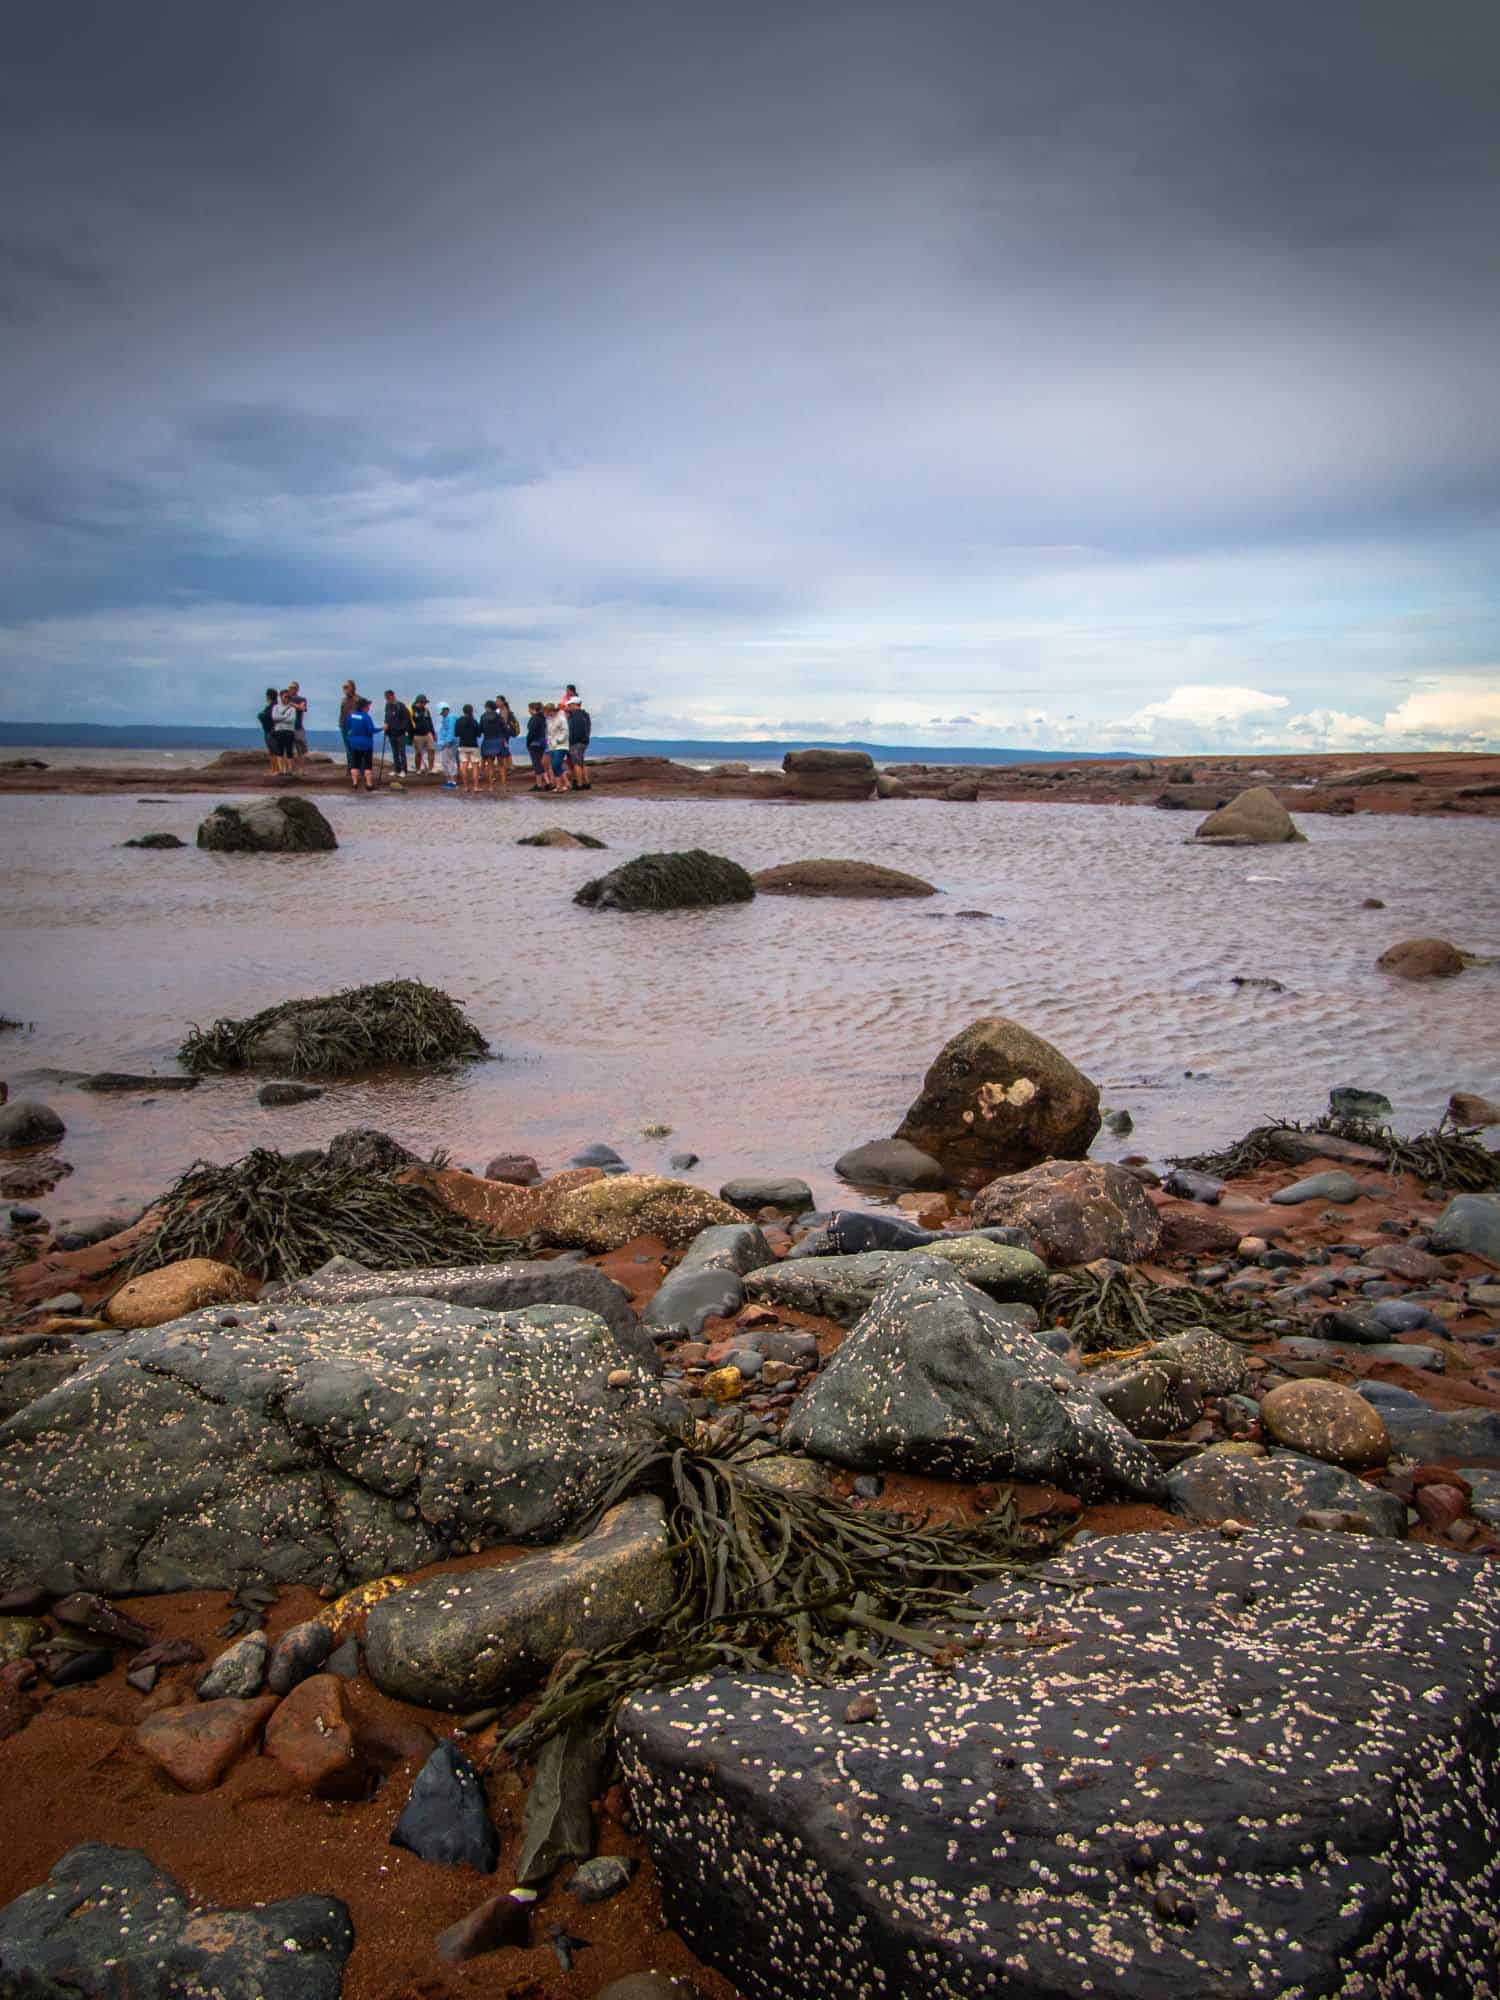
[2,1012,1499,1999]
[3,744,1500,816]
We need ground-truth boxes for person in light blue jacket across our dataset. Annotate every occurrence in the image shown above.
[436,703,459,787]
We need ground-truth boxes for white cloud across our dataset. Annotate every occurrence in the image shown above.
[1381,677,1500,744]
[1124,684,1290,728]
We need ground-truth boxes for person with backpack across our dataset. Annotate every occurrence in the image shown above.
[256,687,279,770]
[410,694,436,772]
[566,697,592,789]
[452,702,483,793]
[478,699,511,789]
[344,697,378,790]
[383,690,414,778]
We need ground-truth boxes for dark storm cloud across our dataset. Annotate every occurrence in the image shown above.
[1,0,1498,743]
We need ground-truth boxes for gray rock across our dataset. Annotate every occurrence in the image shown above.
[1162,1168,1224,1204]
[365,1497,672,1709]
[36,1292,83,1316]
[618,1533,1499,2000]
[391,1742,498,1872]
[1428,1193,1500,1266]
[745,1242,1047,1323]
[1270,1170,1362,1205]
[1459,1468,1500,1529]
[1330,1086,1393,1121]
[257,1081,325,1107]
[782,1264,1164,1499]
[1167,1450,1405,1536]
[570,1142,627,1169]
[514,1725,606,1885]
[197,1628,268,1698]
[1369,1400,1500,1466]
[668,1152,700,1172]
[643,1268,744,1338]
[51,1213,137,1253]
[1145,1326,1249,1395]
[569,1855,632,1903]
[832,1139,946,1190]
[1102,1108,1134,1136]
[0,1296,664,1594]
[0,1100,65,1147]
[719,1177,814,1213]
[0,1843,352,1998]
[283,1261,656,1373]
[676,1223,774,1277]
[1359,1342,1444,1371]
[266,1619,334,1695]
[196,796,338,853]
[78,1072,199,1093]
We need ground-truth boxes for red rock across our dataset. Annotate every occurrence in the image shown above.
[1361,1243,1452,1282]
[1156,1206,1244,1259]
[436,1892,531,1962]
[972,1160,1161,1267]
[264,1674,370,1798]
[1376,937,1465,979]
[136,1695,276,1791]
[1414,1484,1468,1533]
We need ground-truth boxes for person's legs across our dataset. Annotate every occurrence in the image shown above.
[392,734,408,776]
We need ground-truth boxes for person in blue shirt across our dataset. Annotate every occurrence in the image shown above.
[436,703,459,787]
[344,698,378,791]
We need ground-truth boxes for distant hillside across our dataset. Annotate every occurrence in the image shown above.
[0,721,1117,765]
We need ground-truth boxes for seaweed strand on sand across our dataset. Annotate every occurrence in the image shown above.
[502,1414,1062,1757]
[125,1145,518,1280]
[1172,1113,1500,1192]
[178,977,488,1076]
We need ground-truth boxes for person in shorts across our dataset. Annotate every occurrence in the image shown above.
[452,702,483,792]
[410,694,436,772]
[544,702,571,785]
[566,698,591,789]
[270,689,300,774]
[343,697,378,789]
[478,700,510,788]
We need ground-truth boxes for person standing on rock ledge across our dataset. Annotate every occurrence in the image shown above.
[268,689,300,776]
[382,689,413,779]
[410,693,436,772]
[343,697,378,791]
[256,686,279,770]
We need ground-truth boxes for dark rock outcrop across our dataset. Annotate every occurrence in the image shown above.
[832,1137,946,1190]
[619,1533,1500,2000]
[0,1843,353,1998]
[574,850,755,912]
[0,1296,662,1594]
[196,797,338,853]
[780,749,876,799]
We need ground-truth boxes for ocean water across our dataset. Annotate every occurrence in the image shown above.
[1,785,1497,1220]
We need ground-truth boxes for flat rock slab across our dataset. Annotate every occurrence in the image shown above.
[619,1532,1500,2000]
[1166,1448,1406,1535]
[745,1243,1047,1322]
[365,1496,672,1708]
[0,1842,353,1998]
[1369,1398,1500,1466]
[283,1260,655,1370]
[0,1296,663,1594]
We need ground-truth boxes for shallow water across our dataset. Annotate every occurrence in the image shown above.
[1,786,1497,1220]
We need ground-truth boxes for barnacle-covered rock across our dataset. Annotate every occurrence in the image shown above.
[620,1532,1500,2000]
[0,1296,663,1594]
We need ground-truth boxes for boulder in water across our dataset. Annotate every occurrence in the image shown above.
[750,858,935,898]
[179,979,487,1075]
[0,1100,65,1148]
[1193,785,1307,844]
[574,849,755,911]
[780,749,876,799]
[516,827,608,849]
[893,1016,1100,1184]
[1377,936,1466,979]
[196,797,337,853]
[833,1138,946,1190]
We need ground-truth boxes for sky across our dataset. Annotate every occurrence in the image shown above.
[2,0,1499,751]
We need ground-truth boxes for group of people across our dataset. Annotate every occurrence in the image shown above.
[258,680,593,794]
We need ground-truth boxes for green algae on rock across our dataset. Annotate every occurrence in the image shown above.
[574,849,755,912]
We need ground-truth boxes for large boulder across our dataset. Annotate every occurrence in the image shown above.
[832,1137,946,1190]
[0,1296,663,1595]
[750,859,934,898]
[105,1257,254,1329]
[1427,1193,1500,1266]
[745,1241,1049,1322]
[1166,1449,1405,1535]
[1259,1380,1390,1468]
[280,1260,655,1370]
[574,850,754,912]
[196,797,338,853]
[893,1016,1100,1184]
[618,1533,1500,2000]
[0,1099,65,1148]
[365,1496,673,1708]
[782,1264,1164,1498]
[780,749,876,799]
[971,1158,1161,1266]
[0,1844,353,1998]
[1192,785,1306,845]
[1377,937,1466,979]
[180,980,487,1075]
[538,1175,746,1252]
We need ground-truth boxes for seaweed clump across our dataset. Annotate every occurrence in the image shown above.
[574,849,755,912]
[1045,1264,1273,1355]
[126,1144,517,1281]
[504,1415,1061,1756]
[1173,1114,1500,1193]
[179,978,488,1076]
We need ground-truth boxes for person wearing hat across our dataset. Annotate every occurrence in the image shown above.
[436,702,459,787]
[410,693,436,772]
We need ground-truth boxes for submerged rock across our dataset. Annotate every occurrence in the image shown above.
[750,858,935,897]
[1377,936,1466,979]
[782,1264,1164,1498]
[365,1497,672,1709]
[0,1100,65,1148]
[574,849,755,912]
[832,1138,946,1190]
[1193,785,1307,844]
[0,1843,353,1997]
[621,1533,1500,2000]
[197,796,337,853]
[0,1296,663,1594]
[893,1016,1100,1183]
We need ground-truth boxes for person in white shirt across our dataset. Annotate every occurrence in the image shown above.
[544,703,571,788]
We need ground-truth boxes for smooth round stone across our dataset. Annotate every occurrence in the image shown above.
[1260,1380,1390,1469]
